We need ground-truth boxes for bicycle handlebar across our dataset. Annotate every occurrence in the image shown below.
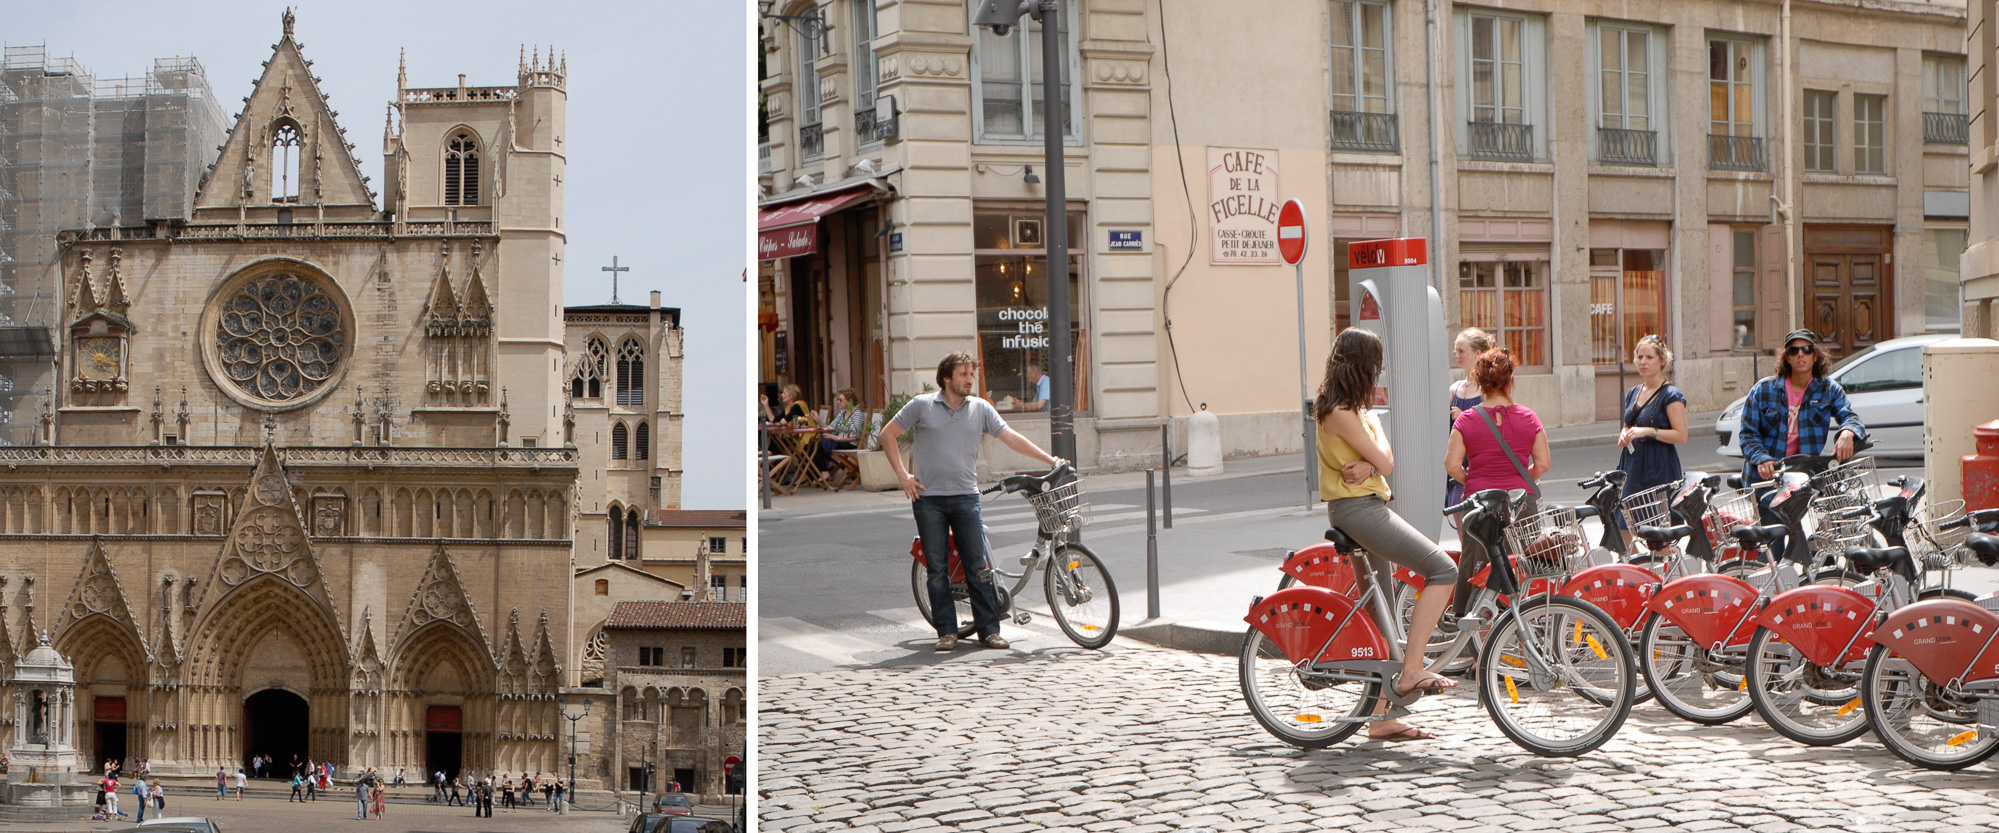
[1830,505,1869,520]
[1442,498,1475,515]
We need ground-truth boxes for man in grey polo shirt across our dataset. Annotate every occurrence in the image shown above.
[880,351,1062,652]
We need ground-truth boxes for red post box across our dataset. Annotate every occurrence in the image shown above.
[1965,420,1999,512]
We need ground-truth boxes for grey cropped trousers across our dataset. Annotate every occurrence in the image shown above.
[1324,495,1457,588]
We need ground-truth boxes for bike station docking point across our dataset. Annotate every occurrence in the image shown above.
[1346,238,1451,539]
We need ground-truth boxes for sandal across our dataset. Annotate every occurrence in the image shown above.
[1367,725,1435,743]
[1396,671,1459,698]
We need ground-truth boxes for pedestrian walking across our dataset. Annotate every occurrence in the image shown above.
[1315,327,1461,741]
[235,767,247,799]
[132,776,150,823]
[519,772,535,807]
[103,775,122,819]
[1615,334,1689,548]
[540,773,553,807]
[551,777,563,812]
[1445,346,1550,621]
[216,765,228,799]
[304,768,317,802]
[1738,328,1866,533]
[354,768,374,821]
[290,773,304,802]
[879,351,1061,651]
[448,776,463,806]
[252,754,262,780]
[479,778,494,817]
[1444,327,1494,510]
[372,781,386,820]
[152,781,166,813]
[501,774,515,811]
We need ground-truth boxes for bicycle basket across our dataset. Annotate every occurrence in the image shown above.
[1504,507,1589,579]
[1707,488,1762,554]
[1620,482,1674,533]
[1811,456,1878,503]
[1024,476,1090,534]
[1909,499,1971,571]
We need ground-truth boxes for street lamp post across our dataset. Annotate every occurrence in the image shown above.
[559,695,591,816]
[973,0,1075,462]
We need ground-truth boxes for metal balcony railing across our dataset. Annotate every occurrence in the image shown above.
[1467,121,1533,161]
[1597,127,1657,166]
[800,122,823,162]
[856,107,879,145]
[758,141,772,174]
[1330,111,1399,152]
[1708,134,1766,171]
[1924,111,1969,145]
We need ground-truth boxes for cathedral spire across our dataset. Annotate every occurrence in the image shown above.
[101,248,130,317]
[396,47,407,93]
[70,250,99,320]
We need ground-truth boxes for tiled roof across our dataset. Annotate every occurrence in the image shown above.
[645,509,748,529]
[605,600,745,631]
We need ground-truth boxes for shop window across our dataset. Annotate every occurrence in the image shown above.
[970,1,1080,144]
[1853,94,1886,175]
[1587,249,1667,367]
[973,210,1089,411]
[1804,90,1835,173]
[1458,261,1547,368]
[1732,230,1759,348]
[444,130,481,205]
[617,338,645,407]
[1924,228,1965,333]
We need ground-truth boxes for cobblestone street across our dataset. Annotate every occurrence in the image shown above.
[760,639,1999,832]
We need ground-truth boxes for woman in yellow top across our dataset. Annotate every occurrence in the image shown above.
[1315,328,1460,742]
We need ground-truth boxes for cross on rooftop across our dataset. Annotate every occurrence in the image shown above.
[602,256,630,305]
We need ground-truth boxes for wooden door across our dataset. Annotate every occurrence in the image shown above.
[1805,253,1888,361]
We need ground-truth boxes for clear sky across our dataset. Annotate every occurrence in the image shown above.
[6,0,750,508]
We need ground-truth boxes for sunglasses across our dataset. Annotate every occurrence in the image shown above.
[1786,344,1816,356]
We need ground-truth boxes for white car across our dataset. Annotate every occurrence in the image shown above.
[1715,333,1949,461]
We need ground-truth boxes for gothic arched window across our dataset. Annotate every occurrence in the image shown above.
[611,422,628,460]
[572,337,607,399]
[608,504,625,559]
[635,422,650,460]
[271,122,302,203]
[616,338,645,407]
[625,512,641,560]
[444,130,480,206]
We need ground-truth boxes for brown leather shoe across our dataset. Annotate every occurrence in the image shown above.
[934,634,958,652]
[980,634,1010,650]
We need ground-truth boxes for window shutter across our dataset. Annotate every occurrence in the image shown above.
[1759,223,1787,353]
[1708,224,1734,352]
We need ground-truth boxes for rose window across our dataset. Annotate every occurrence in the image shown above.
[215,273,346,403]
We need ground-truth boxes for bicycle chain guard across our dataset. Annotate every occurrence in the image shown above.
[1244,586,1389,666]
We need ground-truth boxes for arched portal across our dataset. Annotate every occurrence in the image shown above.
[185,575,350,770]
[243,688,309,773]
[389,621,496,775]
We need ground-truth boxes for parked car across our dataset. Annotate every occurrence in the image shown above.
[648,815,733,833]
[137,819,221,833]
[654,792,694,815]
[1715,333,1948,460]
[628,812,669,833]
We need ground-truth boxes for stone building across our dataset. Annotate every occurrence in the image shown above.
[758,0,1969,467]
[641,510,749,603]
[0,13,584,780]
[597,600,745,798]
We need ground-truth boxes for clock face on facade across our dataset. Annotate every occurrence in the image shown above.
[77,338,120,381]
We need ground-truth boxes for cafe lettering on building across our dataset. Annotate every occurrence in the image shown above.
[1209,147,1281,266]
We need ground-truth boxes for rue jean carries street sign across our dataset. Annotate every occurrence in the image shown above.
[1277,199,1307,266]
[1108,230,1143,251]
[1208,147,1281,265]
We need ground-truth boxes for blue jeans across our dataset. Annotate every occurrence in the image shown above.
[357,793,368,819]
[135,797,145,822]
[914,494,1002,639]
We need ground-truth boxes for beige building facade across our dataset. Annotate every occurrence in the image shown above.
[597,600,745,799]
[760,0,1968,465]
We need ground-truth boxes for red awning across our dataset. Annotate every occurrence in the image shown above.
[757,185,879,260]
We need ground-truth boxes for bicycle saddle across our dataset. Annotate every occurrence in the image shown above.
[1632,524,1692,549]
[1966,532,1999,567]
[1324,527,1359,554]
[1842,545,1910,576]
[1731,524,1789,548]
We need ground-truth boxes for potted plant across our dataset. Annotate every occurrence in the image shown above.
[858,385,932,491]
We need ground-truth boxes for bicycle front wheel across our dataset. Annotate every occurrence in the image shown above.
[1639,613,1754,725]
[1743,626,1869,746]
[1862,645,1999,770]
[1478,594,1634,757]
[1045,543,1119,648]
[1238,629,1376,748]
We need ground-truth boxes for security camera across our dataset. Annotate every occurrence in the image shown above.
[972,0,1035,37]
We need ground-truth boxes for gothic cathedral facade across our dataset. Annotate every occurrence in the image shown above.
[0,15,591,777]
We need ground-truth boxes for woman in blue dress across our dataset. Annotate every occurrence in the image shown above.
[1615,334,1689,549]
[1444,328,1493,509]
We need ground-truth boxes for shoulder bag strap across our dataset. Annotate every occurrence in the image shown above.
[1474,406,1540,497]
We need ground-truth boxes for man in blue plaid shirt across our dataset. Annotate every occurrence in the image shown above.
[1738,329,1864,491]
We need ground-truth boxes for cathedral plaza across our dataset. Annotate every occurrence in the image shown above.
[0,9,743,811]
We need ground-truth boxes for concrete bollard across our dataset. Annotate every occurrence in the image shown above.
[1187,409,1222,477]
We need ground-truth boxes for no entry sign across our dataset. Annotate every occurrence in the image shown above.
[1277,199,1307,266]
